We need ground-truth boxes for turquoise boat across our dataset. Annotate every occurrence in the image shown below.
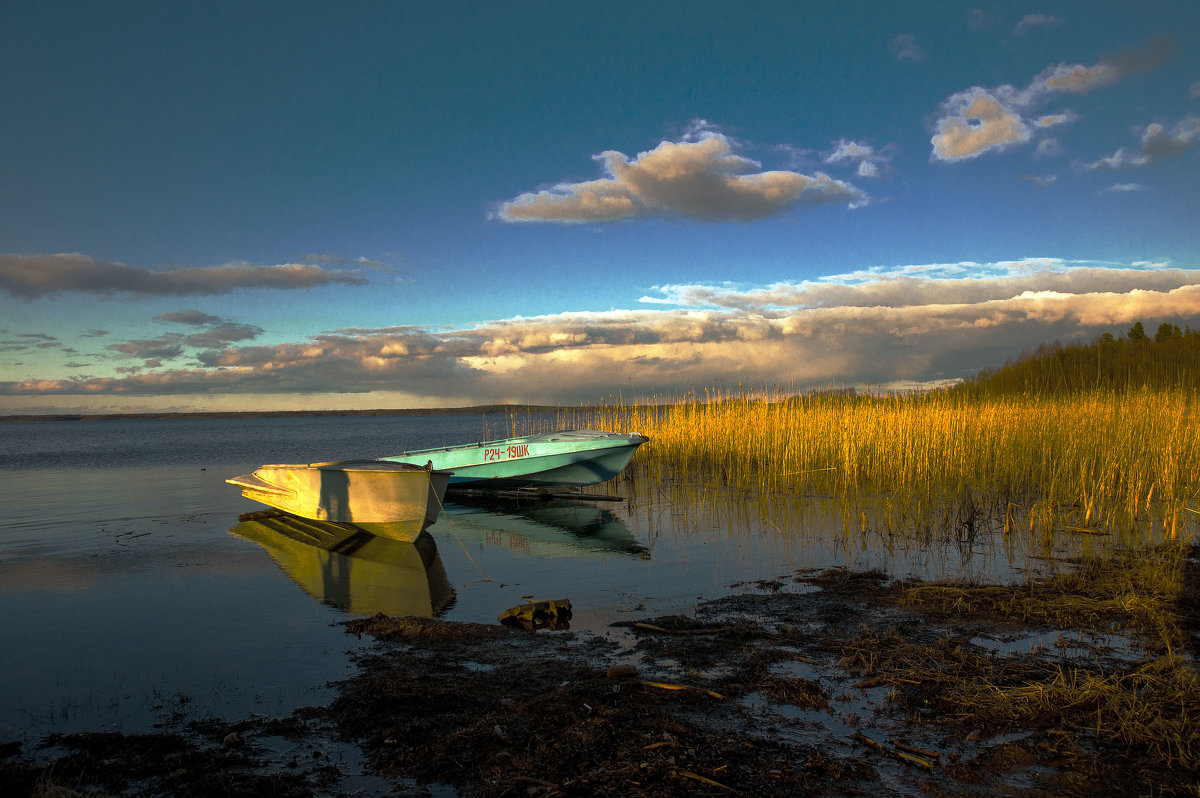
[383,429,647,490]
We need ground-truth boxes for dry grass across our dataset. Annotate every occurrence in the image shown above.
[902,543,1191,652]
[899,541,1199,771]
[834,542,1200,785]
[844,624,1200,775]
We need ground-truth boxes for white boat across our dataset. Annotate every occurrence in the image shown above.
[226,460,449,540]
[382,429,648,490]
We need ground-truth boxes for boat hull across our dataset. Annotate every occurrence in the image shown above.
[384,430,647,490]
[226,460,449,537]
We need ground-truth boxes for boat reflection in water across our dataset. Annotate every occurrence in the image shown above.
[229,511,455,617]
[435,494,649,559]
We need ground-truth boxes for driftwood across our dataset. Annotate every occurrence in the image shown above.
[633,622,732,635]
[498,598,573,631]
[676,769,733,791]
[859,734,936,768]
[639,680,725,700]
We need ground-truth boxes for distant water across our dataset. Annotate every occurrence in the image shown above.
[0,412,1105,741]
[0,414,532,740]
[0,413,523,471]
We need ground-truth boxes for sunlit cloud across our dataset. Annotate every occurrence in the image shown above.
[931,89,1030,161]
[826,140,873,161]
[498,125,866,223]
[1102,183,1146,193]
[640,261,1198,310]
[932,37,1173,161]
[0,253,370,299]
[1034,113,1072,128]
[1039,36,1174,94]
[5,262,1199,406]
[1039,62,1121,93]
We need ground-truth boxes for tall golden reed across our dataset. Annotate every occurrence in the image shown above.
[550,387,1200,536]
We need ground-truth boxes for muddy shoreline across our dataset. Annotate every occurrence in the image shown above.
[4,543,1197,797]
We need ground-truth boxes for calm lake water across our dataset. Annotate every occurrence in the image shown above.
[0,413,1125,741]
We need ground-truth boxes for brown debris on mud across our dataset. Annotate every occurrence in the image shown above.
[329,602,874,797]
[4,544,1198,797]
[321,548,1199,796]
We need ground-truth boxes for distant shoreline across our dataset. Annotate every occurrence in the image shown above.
[0,404,566,423]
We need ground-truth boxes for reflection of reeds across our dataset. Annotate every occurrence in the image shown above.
[549,387,1200,538]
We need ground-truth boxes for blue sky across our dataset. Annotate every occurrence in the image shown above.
[2,1,1199,413]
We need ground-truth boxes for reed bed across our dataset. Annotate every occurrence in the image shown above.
[549,387,1200,538]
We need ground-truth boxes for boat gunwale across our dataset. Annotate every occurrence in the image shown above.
[240,460,436,472]
[393,430,646,458]
[225,473,295,497]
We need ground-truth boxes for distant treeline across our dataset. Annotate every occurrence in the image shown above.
[0,404,565,423]
[953,321,1200,396]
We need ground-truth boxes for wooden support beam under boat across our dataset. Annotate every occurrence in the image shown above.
[445,486,627,503]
